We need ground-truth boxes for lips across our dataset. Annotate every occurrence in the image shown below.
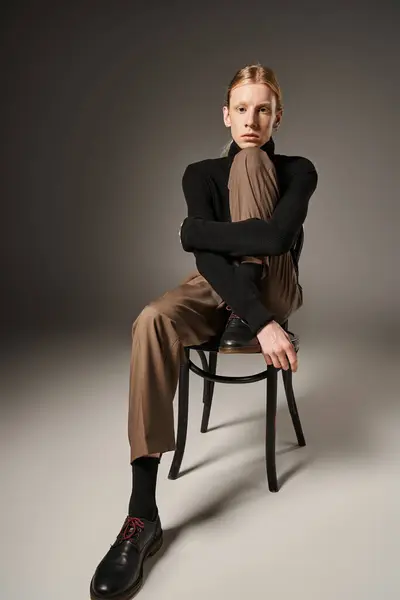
[242,134,258,138]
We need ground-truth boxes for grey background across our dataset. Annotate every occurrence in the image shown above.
[2,0,399,338]
[2,5,400,598]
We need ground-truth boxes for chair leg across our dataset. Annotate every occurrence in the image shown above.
[200,351,218,433]
[168,348,190,480]
[281,368,306,447]
[266,365,279,492]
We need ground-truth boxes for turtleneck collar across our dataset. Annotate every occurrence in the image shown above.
[227,136,275,159]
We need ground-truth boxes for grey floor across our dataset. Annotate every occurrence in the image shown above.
[1,326,399,599]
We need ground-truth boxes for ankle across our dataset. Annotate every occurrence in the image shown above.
[129,456,160,521]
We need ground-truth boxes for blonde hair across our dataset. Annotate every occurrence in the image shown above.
[220,63,283,157]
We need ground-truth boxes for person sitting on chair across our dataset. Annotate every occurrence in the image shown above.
[90,63,318,600]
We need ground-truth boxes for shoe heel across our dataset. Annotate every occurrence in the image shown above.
[148,535,163,557]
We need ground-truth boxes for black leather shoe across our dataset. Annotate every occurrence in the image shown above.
[90,515,163,600]
[218,311,261,353]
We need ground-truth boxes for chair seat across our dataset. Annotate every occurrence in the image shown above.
[186,335,225,352]
[186,329,299,353]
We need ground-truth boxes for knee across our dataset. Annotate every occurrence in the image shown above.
[132,304,163,337]
[234,145,272,169]
[239,146,263,156]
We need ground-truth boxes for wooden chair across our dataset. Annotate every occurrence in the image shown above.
[168,228,306,492]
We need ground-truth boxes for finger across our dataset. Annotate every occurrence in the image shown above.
[263,353,273,366]
[270,352,283,370]
[285,345,298,372]
[277,349,290,371]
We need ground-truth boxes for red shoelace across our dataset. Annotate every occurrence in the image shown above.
[117,517,144,542]
[226,306,240,321]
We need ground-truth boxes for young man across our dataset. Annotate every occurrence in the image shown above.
[90,64,318,600]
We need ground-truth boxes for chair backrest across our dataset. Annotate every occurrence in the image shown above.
[292,226,304,264]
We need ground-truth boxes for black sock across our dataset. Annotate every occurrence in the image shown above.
[128,456,160,520]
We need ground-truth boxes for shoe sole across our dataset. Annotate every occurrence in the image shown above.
[218,345,261,354]
[89,534,163,600]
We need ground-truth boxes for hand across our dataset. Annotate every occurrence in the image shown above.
[256,320,298,372]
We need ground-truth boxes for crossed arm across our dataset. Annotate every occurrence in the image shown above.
[181,157,318,257]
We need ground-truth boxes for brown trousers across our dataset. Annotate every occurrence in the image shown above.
[128,147,302,462]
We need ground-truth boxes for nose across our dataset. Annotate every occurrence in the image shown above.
[245,108,258,129]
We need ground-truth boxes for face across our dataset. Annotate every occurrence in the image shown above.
[222,82,282,148]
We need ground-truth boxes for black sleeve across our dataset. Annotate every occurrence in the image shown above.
[181,163,275,335]
[180,157,318,257]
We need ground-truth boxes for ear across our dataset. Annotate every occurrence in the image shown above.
[222,105,231,128]
[274,109,283,130]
